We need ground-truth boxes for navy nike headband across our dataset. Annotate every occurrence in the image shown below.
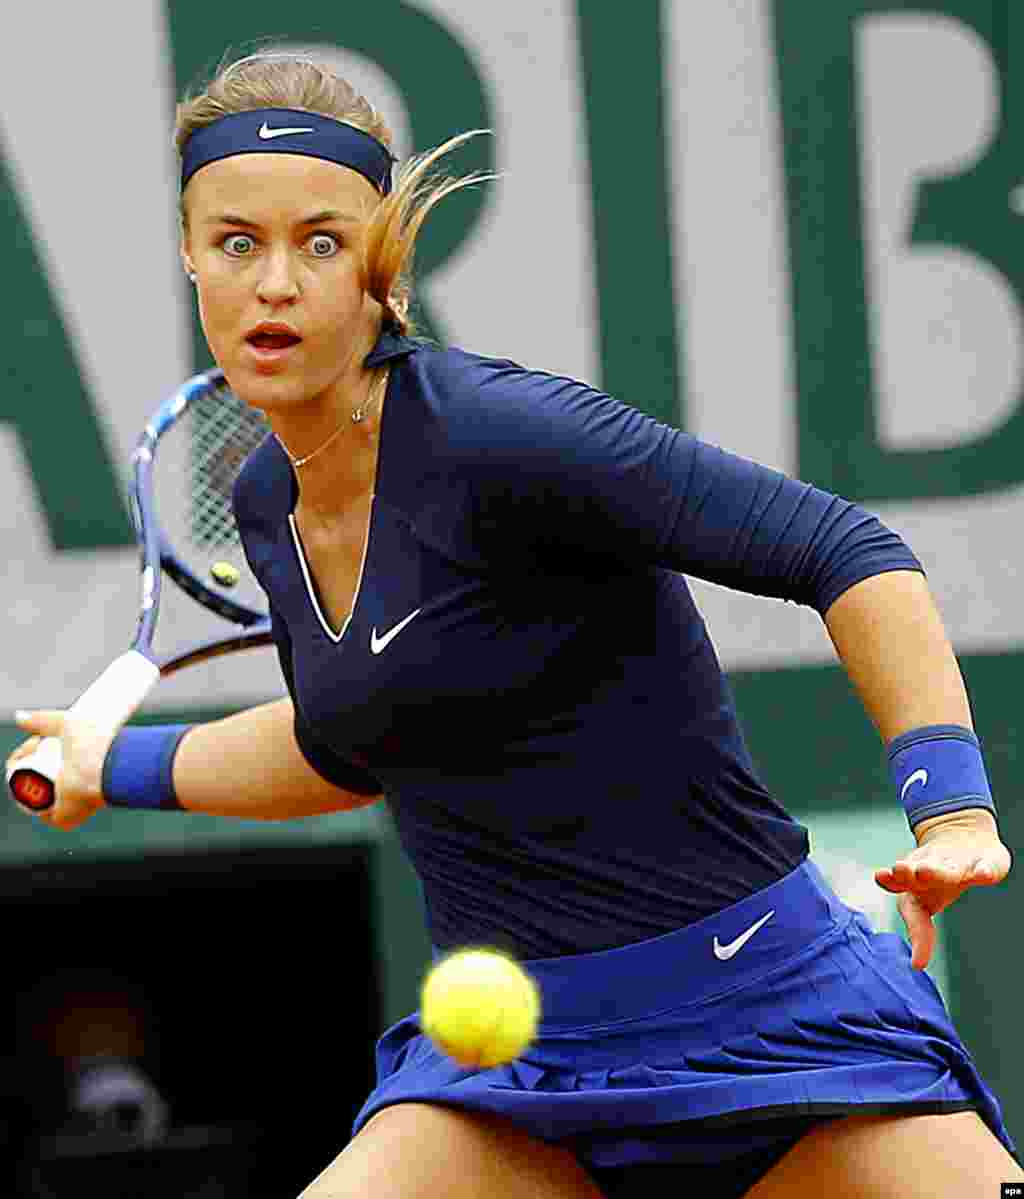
[180,108,395,194]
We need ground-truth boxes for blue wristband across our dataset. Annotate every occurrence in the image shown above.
[887,723,996,831]
[102,724,192,811]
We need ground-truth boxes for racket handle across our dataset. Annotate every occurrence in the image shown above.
[7,651,161,813]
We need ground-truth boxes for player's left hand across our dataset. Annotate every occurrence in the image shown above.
[875,808,1011,970]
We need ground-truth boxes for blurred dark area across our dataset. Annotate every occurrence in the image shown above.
[0,843,379,1198]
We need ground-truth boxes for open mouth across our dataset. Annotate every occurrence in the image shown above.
[247,332,302,350]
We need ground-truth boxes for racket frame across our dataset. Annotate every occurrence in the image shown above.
[133,368,271,639]
[8,368,274,811]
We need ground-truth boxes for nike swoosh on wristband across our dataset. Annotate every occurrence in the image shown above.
[370,608,422,655]
[900,768,929,803]
[713,910,775,961]
[258,122,316,139]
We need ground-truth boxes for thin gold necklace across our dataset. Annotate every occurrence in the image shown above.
[275,371,386,469]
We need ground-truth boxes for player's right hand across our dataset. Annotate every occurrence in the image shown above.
[7,709,108,829]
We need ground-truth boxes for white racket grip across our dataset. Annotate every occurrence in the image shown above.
[7,651,160,809]
[67,650,162,728]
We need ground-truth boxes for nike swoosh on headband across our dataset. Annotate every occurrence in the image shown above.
[258,122,316,140]
[181,110,394,195]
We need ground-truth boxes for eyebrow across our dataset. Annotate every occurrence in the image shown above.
[202,210,361,227]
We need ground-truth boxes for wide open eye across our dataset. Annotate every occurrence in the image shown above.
[308,233,341,258]
[221,234,255,257]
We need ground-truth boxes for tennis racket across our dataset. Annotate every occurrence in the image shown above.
[7,368,274,812]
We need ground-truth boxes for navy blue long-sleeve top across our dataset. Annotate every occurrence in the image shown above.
[233,326,923,959]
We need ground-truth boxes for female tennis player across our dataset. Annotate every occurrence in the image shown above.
[9,51,1023,1199]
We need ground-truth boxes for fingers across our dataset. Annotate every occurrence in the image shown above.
[874,863,902,892]
[874,836,1012,972]
[9,710,74,825]
[876,851,1009,895]
[40,804,92,831]
[14,709,66,738]
[875,857,964,892]
[7,709,106,832]
[897,892,935,970]
[874,859,950,893]
[28,789,86,830]
[6,711,65,767]
[6,712,60,805]
[963,857,1005,885]
[6,735,41,765]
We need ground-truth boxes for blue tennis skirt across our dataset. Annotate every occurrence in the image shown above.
[351,859,1016,1172]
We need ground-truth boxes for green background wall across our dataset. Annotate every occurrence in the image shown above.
[2,0,1022,1156]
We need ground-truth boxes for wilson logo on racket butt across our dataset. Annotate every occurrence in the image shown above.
[15,775,48,808]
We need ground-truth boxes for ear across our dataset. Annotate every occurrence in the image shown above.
[179,226,196,280]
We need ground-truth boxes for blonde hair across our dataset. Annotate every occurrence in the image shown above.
[174,50,492,334]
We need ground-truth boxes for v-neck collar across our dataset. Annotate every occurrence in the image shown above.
[287,504,374,643]
[277,321,419,643]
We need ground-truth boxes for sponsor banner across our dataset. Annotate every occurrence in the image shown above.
[2,0,1023,711]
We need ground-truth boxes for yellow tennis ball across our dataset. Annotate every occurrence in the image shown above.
[420,948,541,1070]
[210,560,240,588]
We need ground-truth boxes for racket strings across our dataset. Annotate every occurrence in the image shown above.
[138,374,272,652]
[187,385,270,550]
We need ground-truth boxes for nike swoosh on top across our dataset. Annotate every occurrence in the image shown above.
[712,910,775,961]
[370,608,422,655]
[900,768,929,803]
[258,122,316,139]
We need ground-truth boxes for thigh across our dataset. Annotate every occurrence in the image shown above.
[747,1109,1024,1198]
[296,1103,606,1199]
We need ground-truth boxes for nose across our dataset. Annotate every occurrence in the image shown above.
[255,248,300,304]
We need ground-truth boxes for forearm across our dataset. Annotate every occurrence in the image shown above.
[172,697,381,820]
[823,570,972,742]
[830,582,1012,968]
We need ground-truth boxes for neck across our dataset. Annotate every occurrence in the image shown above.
[268,311,385,513]
[283,367,387,518]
